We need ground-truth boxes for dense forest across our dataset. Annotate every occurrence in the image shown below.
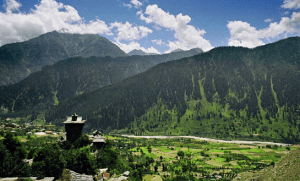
[0,48,202,112]
[45,37,300,143]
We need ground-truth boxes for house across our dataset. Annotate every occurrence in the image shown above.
[63,113,86,143]
[92,130,106,149]
[45,131,53,134]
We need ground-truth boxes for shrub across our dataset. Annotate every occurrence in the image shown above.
[31,143,65,179]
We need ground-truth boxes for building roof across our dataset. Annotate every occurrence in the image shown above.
[93,135,106,143]
[63,113,86,124]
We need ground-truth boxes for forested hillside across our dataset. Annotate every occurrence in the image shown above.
[0,48,203,111]
[0,31,128,86]
[45,37,300,143]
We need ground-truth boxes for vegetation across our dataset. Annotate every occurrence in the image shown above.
[0,130,297,180]
[0,30,128,86]
[0,44,202,112]
[43,37,300,143]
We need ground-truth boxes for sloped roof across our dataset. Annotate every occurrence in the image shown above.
[63,116,86,124]
[93,135,105,143]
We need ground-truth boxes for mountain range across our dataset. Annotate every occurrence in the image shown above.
[44,37,300,143]
[0,31,128,86]
[1,30,300,144]
[0,45,203,111]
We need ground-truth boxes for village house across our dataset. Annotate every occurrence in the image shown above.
[63,113,86,143]
[92,130,106,149]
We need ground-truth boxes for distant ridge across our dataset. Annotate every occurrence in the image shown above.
[0,31,128,86]
[128,49,158,56]
[0,46,203,111]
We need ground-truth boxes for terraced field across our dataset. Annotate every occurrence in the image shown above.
[122,136,297,180]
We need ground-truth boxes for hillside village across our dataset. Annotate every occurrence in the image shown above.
[1,113,300,181]
[0,114,132,181]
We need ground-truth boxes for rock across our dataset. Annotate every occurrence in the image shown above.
[122,171,130,176]
[237,177,241,180]
[215,175,222,179]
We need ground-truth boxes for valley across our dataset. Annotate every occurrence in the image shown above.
[1,31,300,180]
[0,122,298,180]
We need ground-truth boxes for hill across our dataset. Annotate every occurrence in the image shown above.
[233,147,300,181]
[0,48,203,111]
[0,31,128,86]
[44,37,300,143]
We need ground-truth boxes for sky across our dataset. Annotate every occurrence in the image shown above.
[1,0,300,54]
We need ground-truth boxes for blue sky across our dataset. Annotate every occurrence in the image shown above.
[1,0,300,54]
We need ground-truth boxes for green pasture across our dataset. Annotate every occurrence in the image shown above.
[124,136,295,177]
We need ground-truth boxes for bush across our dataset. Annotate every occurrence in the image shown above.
[0,132,31,177]
[72,135,92,149]
[63,148,97,175]
[177,150,185,158]
[31,143,66,179]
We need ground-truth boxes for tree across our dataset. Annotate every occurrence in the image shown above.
[177,150,185,159]
[0,132,31,177]
[147,145,152,153]
[32,143,66,179]
[154,165,158,172]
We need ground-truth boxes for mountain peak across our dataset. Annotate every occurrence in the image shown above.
[171,48,184,53]
[128,49,158,56]
[0,31,128,86]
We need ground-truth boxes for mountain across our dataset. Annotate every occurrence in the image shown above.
[0,31,128,86]
[44,37,300,143]
[170,48,203,55]
[128,49,158,56]
[0,48,204,112]
[171,48,184,53]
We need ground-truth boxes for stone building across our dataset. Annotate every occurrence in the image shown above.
[63,113,86,143]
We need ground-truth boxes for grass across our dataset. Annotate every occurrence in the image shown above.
[232,148,300,181]
[120,136,300,180]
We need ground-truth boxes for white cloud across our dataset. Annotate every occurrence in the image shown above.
[3,0,21,13]
[227,12,300,48]
[282,0,300,9]
[123,3,132,8]
[136,10,142,15]
[109,21,152,41]
[139,4,213,52]
[131,0,142,8]
[114,40,160,54]
[264,18,272,23]
[152,39,164,45]
[0,0,112,47]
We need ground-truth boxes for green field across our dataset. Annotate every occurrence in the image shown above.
[110,136,296,180]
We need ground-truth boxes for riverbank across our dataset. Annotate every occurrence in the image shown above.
[120,135,292,146]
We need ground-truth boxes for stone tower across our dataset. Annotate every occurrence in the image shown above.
[63,113,86,143]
